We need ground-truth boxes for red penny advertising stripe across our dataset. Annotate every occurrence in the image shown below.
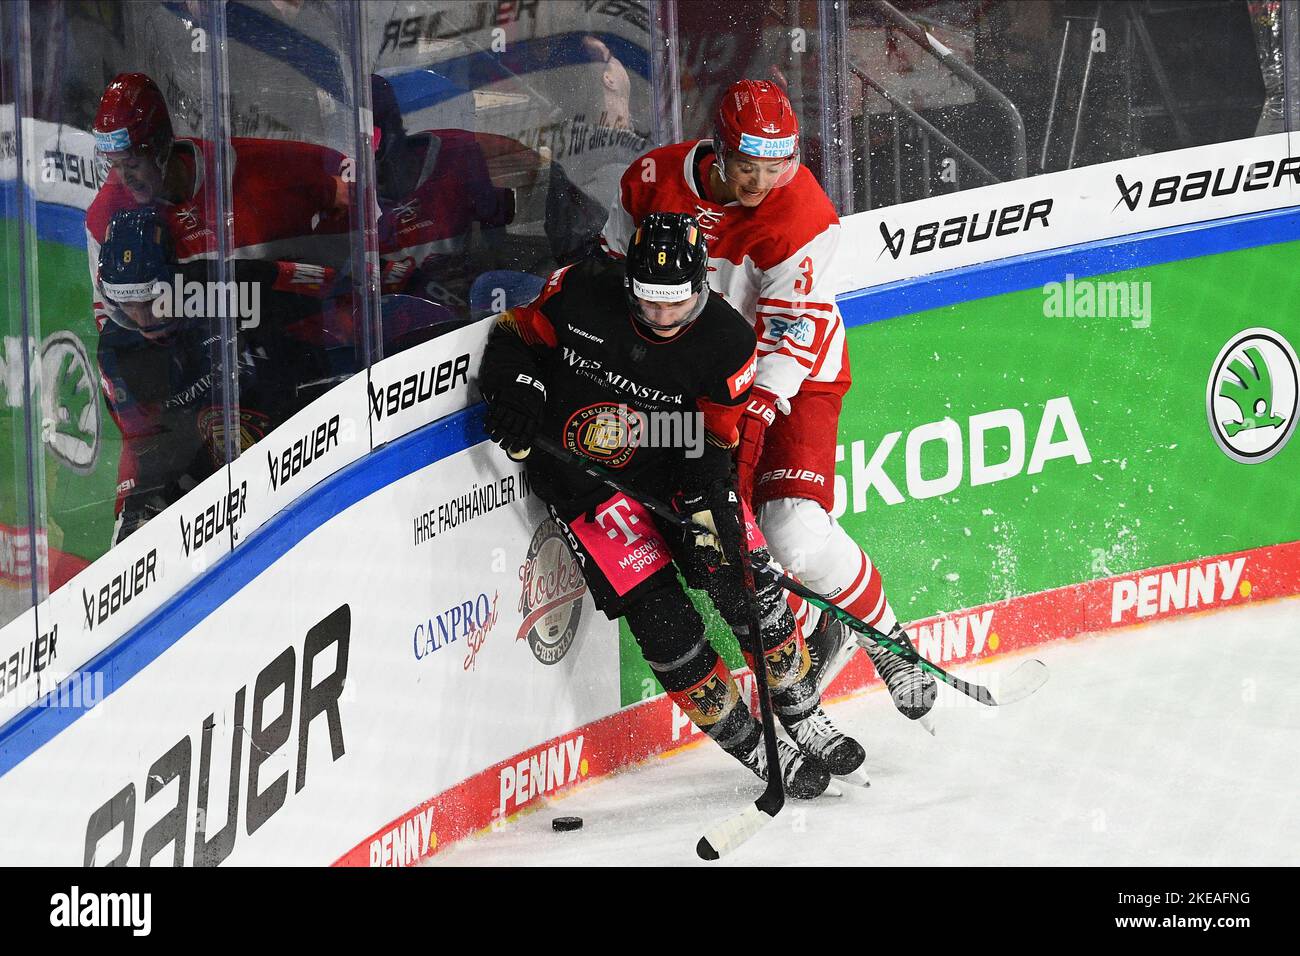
[335,540,1300,866]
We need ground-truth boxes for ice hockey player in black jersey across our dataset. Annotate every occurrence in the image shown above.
[479,212,867,796]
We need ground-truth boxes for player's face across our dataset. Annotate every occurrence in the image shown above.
[724,155,790,207]
[118,300,173,342]
[103,150,164,203]
[637,292,700,336]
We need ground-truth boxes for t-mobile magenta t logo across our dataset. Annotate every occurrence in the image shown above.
[595,498,642,545]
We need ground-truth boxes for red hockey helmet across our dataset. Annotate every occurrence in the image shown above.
[93,73,174,172]
[713,79,801,189]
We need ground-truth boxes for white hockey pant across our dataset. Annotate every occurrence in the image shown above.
[757,497,899,640]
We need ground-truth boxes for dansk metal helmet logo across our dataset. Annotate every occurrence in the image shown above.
[517,518,587,665]
[1207,328,1298,464]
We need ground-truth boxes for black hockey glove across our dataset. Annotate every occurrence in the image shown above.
[113,489,173,545]
[484,373,546,457]
[679,480,745,571]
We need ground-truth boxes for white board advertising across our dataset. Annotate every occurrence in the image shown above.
[0,464,231,724]
[229,370,370,545]
[836,132,1300,294]
[0,326,490,726]
[0,438,619,865]
[367,320,490,449]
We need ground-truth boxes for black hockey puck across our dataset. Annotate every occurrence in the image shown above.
[552,816,583,832]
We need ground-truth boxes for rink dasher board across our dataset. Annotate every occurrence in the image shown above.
[836,131,1300,293]
[338,538,1300,867]
[0,324,489,729]
[1,423,1294,864]
[0,432,620,866]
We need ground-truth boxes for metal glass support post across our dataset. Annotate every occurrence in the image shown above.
[341,0,382,370]
[1066,5,1104,170]
[6,0,50,609]
[817,0,854,214]
[649,0,683,147]
[201,0,239,471]
[1284,0,1300,132]
[1040,18,1073,172]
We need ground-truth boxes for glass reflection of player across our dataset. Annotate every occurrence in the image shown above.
[542,36,650,266]
[371,74,516,320]
[87,72,352,340]
[95,207,337,543]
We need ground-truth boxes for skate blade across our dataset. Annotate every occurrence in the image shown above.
[820,780,846,798]
[834,766,871,789]
[917,711,937,736]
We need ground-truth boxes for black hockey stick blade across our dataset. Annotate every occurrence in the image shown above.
[698,533,786,860]
[845,628,1050,707]
[770,566,1050,707]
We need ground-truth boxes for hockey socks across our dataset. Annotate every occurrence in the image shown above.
[652,648,831,799]
[760,497,936,720]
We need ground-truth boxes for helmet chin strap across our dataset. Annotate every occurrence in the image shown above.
[712,137,737,184]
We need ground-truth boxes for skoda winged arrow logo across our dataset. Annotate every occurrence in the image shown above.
[1207,328,1299,463]
[41,332,100,474]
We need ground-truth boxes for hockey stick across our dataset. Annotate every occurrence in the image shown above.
[522,435,784,858]
[764,573,1048,707]
[524,434,1048,708]
[696,538,787,861]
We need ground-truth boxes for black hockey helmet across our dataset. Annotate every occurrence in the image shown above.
[98,206,179,335]
[624,212,709,331]
[370,74,407,161]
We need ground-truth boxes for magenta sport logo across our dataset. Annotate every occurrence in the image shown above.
[1207,328,1299,464]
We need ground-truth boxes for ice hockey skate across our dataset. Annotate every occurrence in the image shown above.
[805,611,855,691]
[779,705,869,788]
[862,624,939,732]
[732,731,832,800]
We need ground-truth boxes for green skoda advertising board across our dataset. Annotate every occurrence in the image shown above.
[620,237,1300,706]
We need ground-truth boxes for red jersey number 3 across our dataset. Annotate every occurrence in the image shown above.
[793,257,814,295]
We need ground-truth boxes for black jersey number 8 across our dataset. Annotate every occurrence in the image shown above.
[657,251,666,265]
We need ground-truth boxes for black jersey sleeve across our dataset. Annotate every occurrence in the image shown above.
[478,263,576,401]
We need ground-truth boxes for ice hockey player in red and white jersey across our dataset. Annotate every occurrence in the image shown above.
[86,72,352,337]
[602,79,938,726]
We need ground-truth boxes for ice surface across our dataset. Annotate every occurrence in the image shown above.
[430,598,1300,866]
